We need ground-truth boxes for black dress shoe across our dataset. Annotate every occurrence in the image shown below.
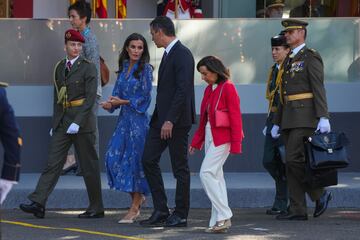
[19,202,45,218]
[276,212,308,221]
[139,210,169,227]
[61,164,78,175]
[78,211,105,218]
[165,213,187,227]
[266,208,287,215]
[314,191,332,218]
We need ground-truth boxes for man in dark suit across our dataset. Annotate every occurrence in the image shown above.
[272,19,332,221]
[140,16,195,227]
[19,29,104,218]
[0,82,21,205]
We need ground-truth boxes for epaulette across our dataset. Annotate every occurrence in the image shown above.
[308,48,317,53]
[82,58,91,63]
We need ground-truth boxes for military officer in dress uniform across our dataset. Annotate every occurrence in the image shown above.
[262,32,290,215]
[272,19,332,221]
[19,29,104,218]
[0,82,21,205]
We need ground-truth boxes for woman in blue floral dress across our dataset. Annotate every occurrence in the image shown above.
[101,33,152,223]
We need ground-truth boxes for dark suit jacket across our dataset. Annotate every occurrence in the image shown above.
[53,56,97,133]
[0,87,21,181]
[273,46,329,130]
[150,41,196,129]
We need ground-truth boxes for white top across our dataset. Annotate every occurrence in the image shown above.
[165,38,179,54]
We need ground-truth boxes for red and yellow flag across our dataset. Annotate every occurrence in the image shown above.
[96,0,108,18]
[116,0,127,18]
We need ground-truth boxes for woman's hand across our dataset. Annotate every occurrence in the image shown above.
[100,101,112,110]
[109,96,129,107]
[188,145,196,155]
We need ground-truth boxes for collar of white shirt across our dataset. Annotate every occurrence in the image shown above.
[291,43,306,57]
[165,38,179,54]
[66,55,80,66]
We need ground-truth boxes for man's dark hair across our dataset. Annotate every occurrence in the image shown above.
[68,0,92,24]
[150,16,176,37]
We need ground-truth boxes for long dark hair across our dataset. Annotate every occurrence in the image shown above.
[197,56,230,84]
[117,33,151,79]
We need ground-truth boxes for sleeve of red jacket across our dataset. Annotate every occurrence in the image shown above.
[225,83,243,154]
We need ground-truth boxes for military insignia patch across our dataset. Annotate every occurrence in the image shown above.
[290,61,304,73]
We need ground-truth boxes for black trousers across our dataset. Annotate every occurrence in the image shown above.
[142,126,191,219]
[262,134,288,211]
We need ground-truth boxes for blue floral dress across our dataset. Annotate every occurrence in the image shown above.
[105,61,152,195]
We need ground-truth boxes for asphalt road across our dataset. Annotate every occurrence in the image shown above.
[1,208,360,240]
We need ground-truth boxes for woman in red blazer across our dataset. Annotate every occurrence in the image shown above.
[189,56,244,233]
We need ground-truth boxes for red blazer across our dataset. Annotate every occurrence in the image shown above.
[191,80,244,154]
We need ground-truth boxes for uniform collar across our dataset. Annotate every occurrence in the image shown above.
[291,43,306,57]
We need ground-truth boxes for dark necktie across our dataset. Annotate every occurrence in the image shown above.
[65,61,72,76]
[162,51,168,62]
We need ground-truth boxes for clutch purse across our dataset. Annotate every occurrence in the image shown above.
[305,132,350,170]
[100,56,110,87]
[214,83,230,127]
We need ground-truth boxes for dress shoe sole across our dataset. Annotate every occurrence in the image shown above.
[276,216,308,221]
[19,205,45,219]
[165,222,187,227]
[314,193,332,218]
[140,220,167,227]
[266,210,282,215]
[78,213,105,219]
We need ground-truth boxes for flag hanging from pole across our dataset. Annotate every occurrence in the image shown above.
[117,0,127,18]
[96,0,108,18]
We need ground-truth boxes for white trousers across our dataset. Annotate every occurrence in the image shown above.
[200,122,233,227]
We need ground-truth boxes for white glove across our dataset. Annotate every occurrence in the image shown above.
[262,126,267,136]
[316,117,331,133]
[271,125,281,139]
[0,179,16,204]
[66,123,80,134]
[49,128,53,136]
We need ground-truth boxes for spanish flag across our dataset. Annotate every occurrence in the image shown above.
[96,0,108,18]
[116,0,127,18]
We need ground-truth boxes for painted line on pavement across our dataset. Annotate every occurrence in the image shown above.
[1,220,145,240]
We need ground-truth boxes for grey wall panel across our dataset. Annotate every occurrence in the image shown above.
[6,83,360,117]
[3,112,358,173]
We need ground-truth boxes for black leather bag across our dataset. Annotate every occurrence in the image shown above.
[304,165,338,189]
[305,132,350,170]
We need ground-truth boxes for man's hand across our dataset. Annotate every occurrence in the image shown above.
[161,121,173,140]
[0,179,16,204]
[316,117,331,133]
[66,123,80,134]
[271,125,281,139]
[100,101,112,110]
